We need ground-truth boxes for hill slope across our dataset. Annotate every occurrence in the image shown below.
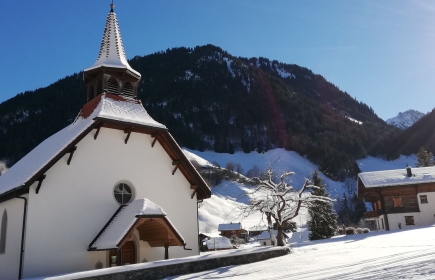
[0,45,399,179]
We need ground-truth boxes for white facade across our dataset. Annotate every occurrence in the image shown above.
[371,192,435,232]
[7,127,199,278]
[0,5,210,279]
[0,196,27,280]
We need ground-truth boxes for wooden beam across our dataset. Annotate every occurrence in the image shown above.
[151,132,160,148]
[151,137,158,147]
[35,175,47,194]
[94,125,101,140]
[191,188,197,199]
[67,146,77,165]
[190,185,198,190]
[124,128,132,144]
[172,160,180,175]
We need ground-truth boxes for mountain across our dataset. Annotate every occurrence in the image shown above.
[386,109,425,129]
[0,45,399,179]
[384,108,435,158]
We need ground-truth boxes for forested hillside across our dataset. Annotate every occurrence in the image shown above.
[0,44,400,179]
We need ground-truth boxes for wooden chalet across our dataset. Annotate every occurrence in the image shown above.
[358,166,435,231]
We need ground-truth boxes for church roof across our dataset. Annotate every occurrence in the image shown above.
[83,5,140,77]
[0,94,165,198]
[89,198,184,250]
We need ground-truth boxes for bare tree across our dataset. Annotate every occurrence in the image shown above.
[243,168,333,246]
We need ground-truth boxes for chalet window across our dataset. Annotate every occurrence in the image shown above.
[0,210,7,254]
[420,195,428,204]
[113,183,134,205]
[393,197,402,207]
[405,216,415,225]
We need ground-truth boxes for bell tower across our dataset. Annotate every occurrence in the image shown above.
[83,4,141,101]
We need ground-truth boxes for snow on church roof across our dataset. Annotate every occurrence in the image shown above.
[89,198,181,250]
[0,94,165,197]
[83,5,140,77]
[358,166,435,188]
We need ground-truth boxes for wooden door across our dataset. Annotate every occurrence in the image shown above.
[120,241,136,265]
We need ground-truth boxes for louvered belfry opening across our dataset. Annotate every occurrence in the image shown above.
[83,3,142,102]
[123,82,134,97]
[88,85,95,101]
[96,79,103,95]
[107,77,119,94]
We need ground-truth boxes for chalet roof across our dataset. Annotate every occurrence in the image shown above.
[218,223,242,231]
[89,198,184,250]
[257,230,289,240]
[83,5,140,78]
[0,94,165,197]
[205,237,233,250]
[358,166,435,188]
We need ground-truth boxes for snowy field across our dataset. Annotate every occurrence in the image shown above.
[166,225,435,280]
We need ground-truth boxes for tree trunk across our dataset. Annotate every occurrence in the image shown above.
[276,225,285,246]
[266,214,276,246]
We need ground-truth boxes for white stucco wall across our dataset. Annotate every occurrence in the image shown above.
[0,195,27,280]
[387,192,435,231]
[22,127,200,278]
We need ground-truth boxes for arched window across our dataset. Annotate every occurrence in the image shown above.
[0,210,7,254]
[107,78,119,94]
[96,79,103,95]
[88,85,95,101]
[123,82,134,96]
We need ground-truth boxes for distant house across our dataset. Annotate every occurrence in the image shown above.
[358,166,435,231]
[257,230,289,246]
[218,222,247,239]
[248,225,268,237]
[204,237,234,251]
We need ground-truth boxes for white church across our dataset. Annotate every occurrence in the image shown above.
[0,4,211,279]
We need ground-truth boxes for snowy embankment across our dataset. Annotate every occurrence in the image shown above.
[167,225,435,279]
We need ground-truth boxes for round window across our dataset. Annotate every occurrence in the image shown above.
[113,183,134,205]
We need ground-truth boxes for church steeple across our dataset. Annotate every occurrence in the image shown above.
[83,4,141,102]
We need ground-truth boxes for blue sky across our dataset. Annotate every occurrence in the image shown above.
[1,1,434,120]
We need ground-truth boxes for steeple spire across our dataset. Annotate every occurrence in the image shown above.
[83,4,141,102]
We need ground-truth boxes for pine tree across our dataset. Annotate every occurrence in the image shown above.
[416,146,434,167]
[308,171,337,240]
[351,193,367,224]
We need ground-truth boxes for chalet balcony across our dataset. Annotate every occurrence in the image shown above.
[364,210,384,219]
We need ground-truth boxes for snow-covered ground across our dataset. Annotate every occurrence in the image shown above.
[166,225,435,279]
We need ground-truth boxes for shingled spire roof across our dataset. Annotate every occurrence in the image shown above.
[84,4,140,77]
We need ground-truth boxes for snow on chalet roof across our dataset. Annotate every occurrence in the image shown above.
[257,230,289,240]
[359,166,435,188]
[0,94,165,197]
[89,199,182,250]
[205,237,233,250]
[218,223,242,231]
[83,6,140,78]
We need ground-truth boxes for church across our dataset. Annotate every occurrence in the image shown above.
[0,4,210,279]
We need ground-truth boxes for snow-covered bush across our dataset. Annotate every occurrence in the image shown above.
[355,228,364,234]
[362,228,370,233]
[345,227,355,235]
